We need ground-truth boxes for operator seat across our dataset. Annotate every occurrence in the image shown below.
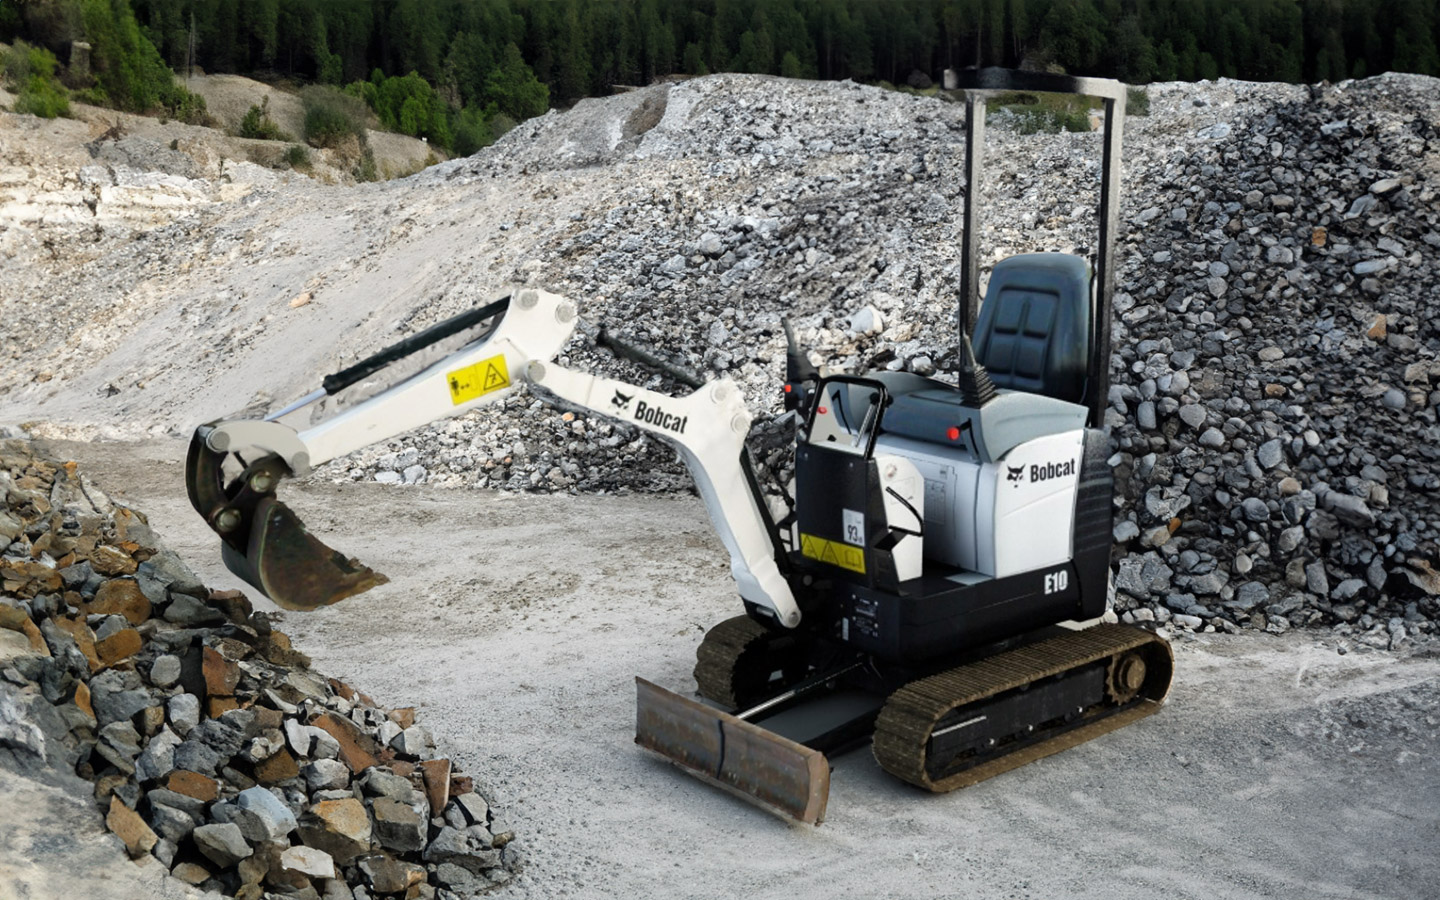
[972,253,1092,406]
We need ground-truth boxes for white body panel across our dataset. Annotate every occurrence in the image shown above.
[872,435,980,571]
[874,429,1082,578]
[874,454,925,582]
[977,429,1083,577]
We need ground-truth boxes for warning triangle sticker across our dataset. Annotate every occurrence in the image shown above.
[820,541,841,567]
[483,361,510,392]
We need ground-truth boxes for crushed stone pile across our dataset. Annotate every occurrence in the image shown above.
[0,440,519,899]
[2,73,1438,648]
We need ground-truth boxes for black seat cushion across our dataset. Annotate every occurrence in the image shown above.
[972,253,1091,405]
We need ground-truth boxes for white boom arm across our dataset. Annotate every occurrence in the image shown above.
[195,289,801,627]
[526,360,801,628]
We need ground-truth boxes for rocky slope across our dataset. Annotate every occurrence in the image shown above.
[2,72,1438,647]
[0,441,517,899]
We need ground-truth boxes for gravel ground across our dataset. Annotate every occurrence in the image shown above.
[35,437,1440,900]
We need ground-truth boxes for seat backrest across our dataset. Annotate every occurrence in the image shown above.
[971,252,1091,405]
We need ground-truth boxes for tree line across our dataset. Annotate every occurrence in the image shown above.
[4,0,1438,144]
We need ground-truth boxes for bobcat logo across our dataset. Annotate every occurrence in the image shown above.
[1007,465,1025,485]
[611,390,634,411]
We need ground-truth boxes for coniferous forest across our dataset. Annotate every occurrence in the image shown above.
[3,0,1438,153]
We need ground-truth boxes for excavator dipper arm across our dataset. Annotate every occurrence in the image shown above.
[524,361,800,628]
[187,289,579,609]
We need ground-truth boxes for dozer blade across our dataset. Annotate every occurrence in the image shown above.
[222,495,387,611]
[634,677,829,825]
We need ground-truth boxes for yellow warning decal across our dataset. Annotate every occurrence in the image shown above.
[800,532,866,574]
[446,353,511,405]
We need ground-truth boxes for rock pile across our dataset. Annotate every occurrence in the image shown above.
[0,440,517,898]
[327,74,1440,647]
[1099,75,1440,647]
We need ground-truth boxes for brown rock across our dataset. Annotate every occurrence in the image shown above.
[1,559,63,597]
[389,707,416,729]
[95,628,143,668]
[1264,383,1287,398]
[449,774,473,797]
[358,853,425,894]
[264,630,310,667]
[53,616,100,673]
[20,618,49,656]
[421,758,451,813]
[168,770,221,802]
[171,861,211,885]
[327,678,355,702]
[73,681,95,722]
[389,759,417,778]
[1310,226,1327,247]
[90,545,138,576]
[203,645,240,696]
[253,706,283,732]
[254,748,300,784]
[140,705,166,736]
[95,773,128,804]
[208,589,253,624]
[1367,313,1388,340]
[106,795,158,859]
[88,579,151,625]
[0,604,28,633]
[237,841,283,888]
[112,508,151,545]
[208,696,241,718]
[310,712,379,773]
[298,798,372,865]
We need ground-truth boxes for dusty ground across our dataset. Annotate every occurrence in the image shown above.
[29,437,1440,900]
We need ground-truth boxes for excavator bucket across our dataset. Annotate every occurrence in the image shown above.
[220,495,387,611]
[634,678,830,825]
[186,428,387,611]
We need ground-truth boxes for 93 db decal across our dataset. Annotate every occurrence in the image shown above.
[447,354,510,405]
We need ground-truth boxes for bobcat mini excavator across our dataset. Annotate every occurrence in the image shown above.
[186,69,1171,825]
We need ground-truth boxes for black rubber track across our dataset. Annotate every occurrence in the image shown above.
[872,624,1173,792]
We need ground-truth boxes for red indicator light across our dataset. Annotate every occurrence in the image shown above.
[783,384,792,393]
[947,426,960,441]
[818,406,828,415]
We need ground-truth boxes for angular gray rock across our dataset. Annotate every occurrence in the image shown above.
[193,823,252,868]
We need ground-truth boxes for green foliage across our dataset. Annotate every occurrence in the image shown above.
[995,92,1093,134]
[450,105,494,157]
[1126,86,1149,117]
[301,84,368,149]
[4,40,72,118]
[5,42,70,117]
[7,0,1437,150]
[484,43,548,121]
[368,70,451,147]
[239,96,288,141]
[354,147,378,182]
[78,0,181,113]
[283,143,311,169]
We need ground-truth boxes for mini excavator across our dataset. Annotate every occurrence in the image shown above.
[187,69,1171,825]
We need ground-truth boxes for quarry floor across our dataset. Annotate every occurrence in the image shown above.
[24,438,1440,900]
